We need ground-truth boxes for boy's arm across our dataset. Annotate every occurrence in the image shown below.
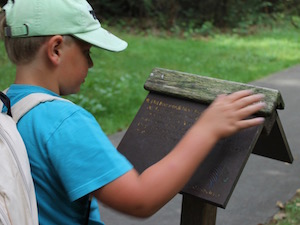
[93,90,265,217]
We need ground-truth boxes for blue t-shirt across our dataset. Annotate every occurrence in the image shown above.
[5,85,133,225]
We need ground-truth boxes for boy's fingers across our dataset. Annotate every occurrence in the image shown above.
[236,93,265,109]
[219,90,265,109]
[237,100,266,120]
[237,117,265,129]
[226,90,254,102]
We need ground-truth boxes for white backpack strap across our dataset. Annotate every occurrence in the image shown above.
[11,93,70,123]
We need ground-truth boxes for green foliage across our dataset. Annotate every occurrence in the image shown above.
[4,0,300,31]
[89,0,300,35]
[199,21,215,36]
[225,1,272,30]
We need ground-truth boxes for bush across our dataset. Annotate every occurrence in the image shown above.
[89,0,300,34]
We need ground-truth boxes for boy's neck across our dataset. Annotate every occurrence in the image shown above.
[15,63,59,95]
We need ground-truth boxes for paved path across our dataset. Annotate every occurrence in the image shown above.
[101,65,300,225]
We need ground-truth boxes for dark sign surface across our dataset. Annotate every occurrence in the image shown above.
[118,92,263,208]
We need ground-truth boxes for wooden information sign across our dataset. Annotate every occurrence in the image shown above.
[117,68,293,224]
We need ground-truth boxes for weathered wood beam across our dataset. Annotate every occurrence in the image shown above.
[144,68,284,116]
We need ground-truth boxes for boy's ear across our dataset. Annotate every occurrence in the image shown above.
[47,35,64,65]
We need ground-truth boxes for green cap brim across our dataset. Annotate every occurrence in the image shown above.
[73,27,128,52]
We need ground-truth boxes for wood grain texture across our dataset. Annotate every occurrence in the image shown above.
[144,68,284,116]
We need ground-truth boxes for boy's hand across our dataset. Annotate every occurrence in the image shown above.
[196,90,266,140]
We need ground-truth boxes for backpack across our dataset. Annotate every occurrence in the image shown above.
[0,91,63,225]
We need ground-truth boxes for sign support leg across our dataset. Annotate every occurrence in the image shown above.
[180,194,217,225]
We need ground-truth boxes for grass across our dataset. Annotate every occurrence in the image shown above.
[262,190,300,225]
[1,24,300,134]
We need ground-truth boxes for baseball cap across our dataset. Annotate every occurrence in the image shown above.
[3,0,127,52]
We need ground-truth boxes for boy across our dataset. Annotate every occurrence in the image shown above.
[0,0,265,224]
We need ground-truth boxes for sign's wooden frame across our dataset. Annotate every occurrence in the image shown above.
[117,68,293,225]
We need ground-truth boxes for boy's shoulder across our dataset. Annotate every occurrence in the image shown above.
[6,84,91,122]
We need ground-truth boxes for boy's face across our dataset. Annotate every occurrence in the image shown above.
[58,37,93,95]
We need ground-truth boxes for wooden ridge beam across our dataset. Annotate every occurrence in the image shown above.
[144,68,285,116]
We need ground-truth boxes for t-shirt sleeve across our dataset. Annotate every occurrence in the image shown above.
[46,106,133,201]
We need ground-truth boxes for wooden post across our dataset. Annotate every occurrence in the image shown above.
[180,194,217,225]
